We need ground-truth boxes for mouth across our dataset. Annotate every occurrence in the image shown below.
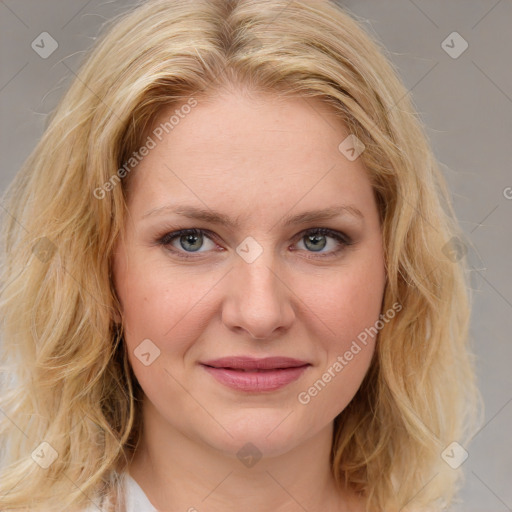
[200,356,311,392]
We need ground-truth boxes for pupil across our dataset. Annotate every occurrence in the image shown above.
[178,233,327,253]
[305,234,326,251]
[181,233,202,251]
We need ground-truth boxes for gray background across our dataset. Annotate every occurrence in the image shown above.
[0,1,511,510]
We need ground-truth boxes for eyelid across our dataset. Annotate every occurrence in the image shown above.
[157,227,218,247]
[157,226,353,259]
[293,227,353,246]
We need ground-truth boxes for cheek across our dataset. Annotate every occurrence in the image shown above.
[114,259,213,403]
[302,273,381,371]
[293,249,385,414]
[300,251,385,350]
[114,257,218,355]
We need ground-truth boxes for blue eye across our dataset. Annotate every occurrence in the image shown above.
[158,228,217,255]
[296,228,350,255]
[157,227,352,260]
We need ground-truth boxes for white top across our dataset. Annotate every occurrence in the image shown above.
[84,472,157,511]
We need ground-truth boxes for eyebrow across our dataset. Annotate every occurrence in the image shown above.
[142,204,364,228]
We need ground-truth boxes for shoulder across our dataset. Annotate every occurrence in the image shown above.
[79,498,113,512]
[124,472,158,511]
[77,471,128,512]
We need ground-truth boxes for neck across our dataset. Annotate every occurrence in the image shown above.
[128,399,360,511]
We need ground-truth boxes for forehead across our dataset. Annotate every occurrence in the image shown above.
[126,90,376,223]
[153,90,346,158]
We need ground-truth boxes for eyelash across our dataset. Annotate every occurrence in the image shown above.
[156,227,353,260]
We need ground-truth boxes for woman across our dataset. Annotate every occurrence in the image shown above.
[0,0,480,510]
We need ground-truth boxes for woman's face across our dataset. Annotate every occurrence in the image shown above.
[112,89,386,458]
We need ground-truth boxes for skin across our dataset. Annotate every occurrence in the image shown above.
[112,86,386,511]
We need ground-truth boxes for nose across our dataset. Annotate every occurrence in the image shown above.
[221,249,296,340]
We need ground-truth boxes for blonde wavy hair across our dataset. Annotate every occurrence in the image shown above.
[0,0,481,510]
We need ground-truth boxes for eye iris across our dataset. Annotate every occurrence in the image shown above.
[180,232,203,251]
[304,234,327,251]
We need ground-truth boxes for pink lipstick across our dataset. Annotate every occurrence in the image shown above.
[200,356,310,392]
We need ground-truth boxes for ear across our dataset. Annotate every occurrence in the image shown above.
[109,260,123,325]
[112,307,122,325]
[110,284,124,326]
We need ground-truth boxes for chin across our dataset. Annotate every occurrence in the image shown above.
[202,409,308,460]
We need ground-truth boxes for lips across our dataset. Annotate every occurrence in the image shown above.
[200,357,311,392]
[201,356,310,371]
